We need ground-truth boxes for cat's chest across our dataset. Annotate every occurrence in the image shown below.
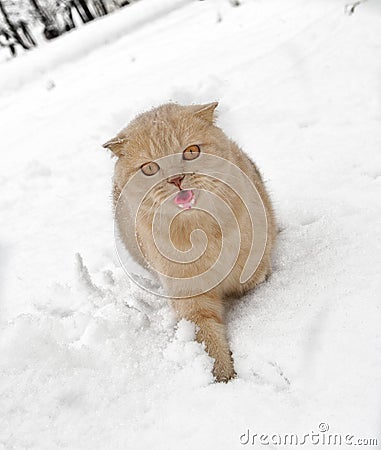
[137,209,244,257]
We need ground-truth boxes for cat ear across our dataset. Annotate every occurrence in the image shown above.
[191,102,219,123]
[102,136,127,157]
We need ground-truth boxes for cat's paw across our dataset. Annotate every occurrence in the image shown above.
[213,358,237,383]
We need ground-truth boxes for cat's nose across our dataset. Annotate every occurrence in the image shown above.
[167,175,185,190]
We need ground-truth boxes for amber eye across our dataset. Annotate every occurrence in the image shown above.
[183,145,201,161]
[141,161,160,176]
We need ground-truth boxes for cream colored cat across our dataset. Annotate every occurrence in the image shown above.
[103,102,276,382]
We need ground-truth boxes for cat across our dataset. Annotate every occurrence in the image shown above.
[103,102,277,382]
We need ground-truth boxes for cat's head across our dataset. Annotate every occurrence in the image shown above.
[103,102,236,215]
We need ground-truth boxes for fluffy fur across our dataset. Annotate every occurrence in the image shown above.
[104,102,277,382]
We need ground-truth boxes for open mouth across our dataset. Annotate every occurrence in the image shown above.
[173,189,195,209]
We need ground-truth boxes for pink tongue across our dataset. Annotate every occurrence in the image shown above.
[174,190,194,208]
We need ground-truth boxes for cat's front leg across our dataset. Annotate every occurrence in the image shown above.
[172,293,236,382]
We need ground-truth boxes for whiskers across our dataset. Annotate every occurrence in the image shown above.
[196,177,231,198]
[138,184,173,222]
[137,174,236,224]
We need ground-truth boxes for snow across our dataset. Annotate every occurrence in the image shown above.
[0,0,192,91]
[1,0,381,448]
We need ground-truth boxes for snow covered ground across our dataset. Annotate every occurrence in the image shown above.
[1,0,380,448]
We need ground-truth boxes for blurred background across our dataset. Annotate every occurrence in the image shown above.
[0,0,135,60]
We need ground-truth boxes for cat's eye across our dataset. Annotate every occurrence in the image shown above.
[141,161,160,176]
[183,145,200,161]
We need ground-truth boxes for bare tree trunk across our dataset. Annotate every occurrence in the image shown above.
[0,1,30,50]
[72,0,86,23]
[95,0,108,16]
[29,0,61,40]
[29,0,50,26]
[19,21,37,47]
[63,5,76,31]
[73,0,95,23]
[0,29,17,56]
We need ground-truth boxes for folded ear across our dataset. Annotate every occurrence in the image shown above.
[102,136,127,157]
[190,102,219,123]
